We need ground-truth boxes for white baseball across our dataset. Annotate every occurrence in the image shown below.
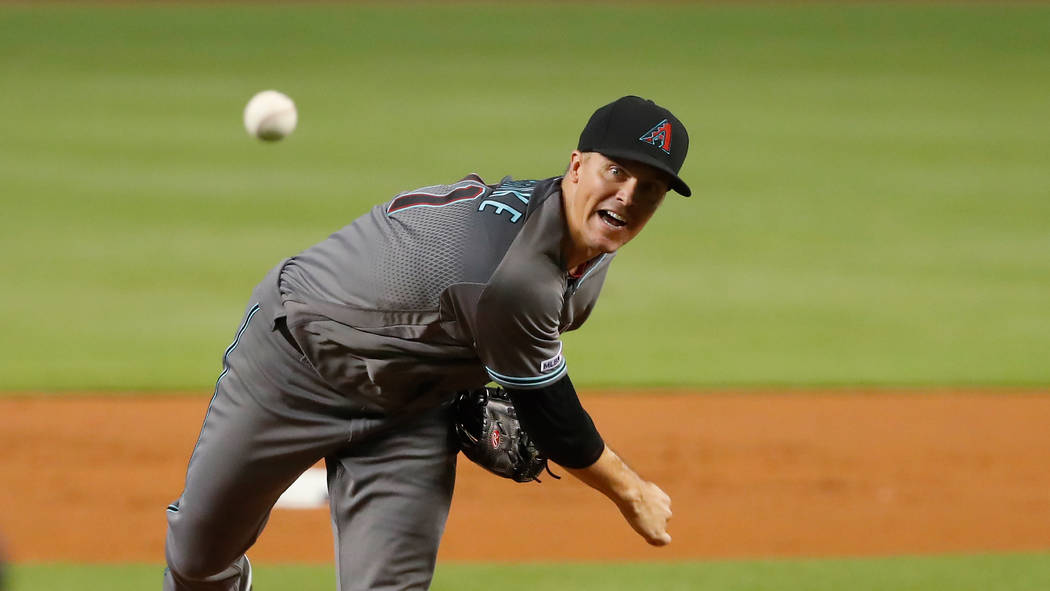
[243,90,297,141]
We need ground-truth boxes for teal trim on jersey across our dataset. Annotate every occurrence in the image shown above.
[485,360,568,390]
[578,254,609,285]
[183,302,262,482]
[215,303,261,387]
[566,254,609,297]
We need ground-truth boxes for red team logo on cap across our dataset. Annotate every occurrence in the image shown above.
[490,428,501,449]
[640,119,672,154]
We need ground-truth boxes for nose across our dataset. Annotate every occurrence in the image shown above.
[616,177,639,204]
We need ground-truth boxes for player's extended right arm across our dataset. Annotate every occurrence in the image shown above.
[506,375,673,546]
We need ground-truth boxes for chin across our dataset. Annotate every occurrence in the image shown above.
[591,237,625,255]
[579,221,629,256]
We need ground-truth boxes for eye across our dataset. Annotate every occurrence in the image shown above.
[608,165,625,178]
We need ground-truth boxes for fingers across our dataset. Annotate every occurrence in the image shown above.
[646,506,672,546]
[648,531,672,546]
[651,484,672,544]
[628,481,673,546]
[641,517,671,546]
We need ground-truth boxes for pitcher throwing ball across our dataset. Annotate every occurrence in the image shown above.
[164,95,691,591]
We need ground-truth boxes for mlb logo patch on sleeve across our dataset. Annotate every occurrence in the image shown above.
[540,344,564,373]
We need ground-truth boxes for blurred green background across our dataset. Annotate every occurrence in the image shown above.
[1,2,1048,391]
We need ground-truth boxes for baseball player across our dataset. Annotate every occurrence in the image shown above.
[164,95,691,591]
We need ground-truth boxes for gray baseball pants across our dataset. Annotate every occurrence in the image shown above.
[164,271,458,591]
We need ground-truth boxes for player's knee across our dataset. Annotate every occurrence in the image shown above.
[167,550,238,582]
[166,524,241,580]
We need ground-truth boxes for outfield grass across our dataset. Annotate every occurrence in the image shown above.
[9,554,1050,591]
[1,3,1047,390]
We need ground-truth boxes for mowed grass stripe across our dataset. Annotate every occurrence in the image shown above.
[8,554,1050,591]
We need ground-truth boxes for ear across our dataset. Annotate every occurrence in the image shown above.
[567,150,584,182]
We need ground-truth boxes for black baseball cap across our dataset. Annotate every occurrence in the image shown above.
[577,95,691,197]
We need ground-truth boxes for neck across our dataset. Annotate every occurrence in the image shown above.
[559,176,600,272]
[564,247,600,274]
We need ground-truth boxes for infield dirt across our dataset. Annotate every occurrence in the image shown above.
[1,391,1048,562]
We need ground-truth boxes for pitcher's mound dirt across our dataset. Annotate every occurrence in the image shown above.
[1,391,1048,562]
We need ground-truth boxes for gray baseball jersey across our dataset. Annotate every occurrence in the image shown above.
[165,174,615,591]
[278,174,613,411]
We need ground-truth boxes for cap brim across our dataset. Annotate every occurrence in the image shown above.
[594,149,692,197]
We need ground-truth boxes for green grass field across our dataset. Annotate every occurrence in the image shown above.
[1,2,1047,390]
[9,554,1050,591]
[1,3,1048,590]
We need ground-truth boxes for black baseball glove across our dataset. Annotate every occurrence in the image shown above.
[452,386,559,483]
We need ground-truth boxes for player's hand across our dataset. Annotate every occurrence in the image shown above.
[565,446,673,546]
[616,480,672,546]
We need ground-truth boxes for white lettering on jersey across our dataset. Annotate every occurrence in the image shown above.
[540,343,564,373]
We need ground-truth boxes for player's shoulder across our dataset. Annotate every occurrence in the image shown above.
[383,173,560,225]
[484,199,567,300]
[383,174,493,216]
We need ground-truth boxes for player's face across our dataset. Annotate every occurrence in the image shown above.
[562,151,669,265]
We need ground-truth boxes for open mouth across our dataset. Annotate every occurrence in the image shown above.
[598,210,627,229]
